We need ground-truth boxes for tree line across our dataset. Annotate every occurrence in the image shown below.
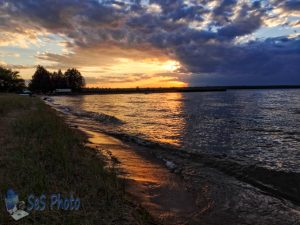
[0,67,25,92]
[0,65,85,93]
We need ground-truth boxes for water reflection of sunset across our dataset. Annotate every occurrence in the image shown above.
[53,93,186,147]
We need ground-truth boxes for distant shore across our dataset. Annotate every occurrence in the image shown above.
[53,85,300,95]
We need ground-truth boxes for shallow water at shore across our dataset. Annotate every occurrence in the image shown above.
[51,90,300,173]
[45,90,300,224]
[48,110,300,225]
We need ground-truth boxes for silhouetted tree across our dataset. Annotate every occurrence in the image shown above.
[51,69,67,89]
[64,68,85,91]
[29,66,52,93]
[0,66,25,92]
[28,67,85,93]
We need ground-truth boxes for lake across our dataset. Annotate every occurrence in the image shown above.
[51,89,300,173]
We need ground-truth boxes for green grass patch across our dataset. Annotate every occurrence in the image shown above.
[0,94,33,115]
[0,94,155,225]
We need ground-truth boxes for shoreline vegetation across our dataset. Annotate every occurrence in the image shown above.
[77,85,300,95]
[0,94,155,224]
[2,65,300,96]
[1,65,85,94]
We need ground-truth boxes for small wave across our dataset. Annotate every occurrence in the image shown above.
[73,110,124,125]
[43,98,72,114]
[57,106,72,113]
[42,96,54,102]
[245,127,283,133]
[96,130,300,206]
[128,101,147,104]
[101,131,161,147]
[292,109,300,114]
[48,101,124,125]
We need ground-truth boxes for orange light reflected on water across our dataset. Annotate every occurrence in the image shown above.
[77,92,186,147]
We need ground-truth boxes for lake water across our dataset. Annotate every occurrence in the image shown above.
[48,89,300,224]
[51,89,300,173]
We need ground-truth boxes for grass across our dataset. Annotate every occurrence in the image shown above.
[0,94,155,225]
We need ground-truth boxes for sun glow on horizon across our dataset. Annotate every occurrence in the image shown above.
[81,58,186,88]
[162,60,181,72]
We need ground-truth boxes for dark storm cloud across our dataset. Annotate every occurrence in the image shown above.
[166,5,207,21]
[187,37,300,85]
[3,0,120,28]
[0,0,300,85]
[213,0,238,25]
[218,16,262,39]
[148,28,217,50]
[284,0,300,11]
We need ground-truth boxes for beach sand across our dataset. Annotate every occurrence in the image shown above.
[83,129,202,225]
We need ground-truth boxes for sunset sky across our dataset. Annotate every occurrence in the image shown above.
[0,0,300,88]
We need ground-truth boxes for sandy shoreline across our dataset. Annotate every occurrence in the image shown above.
[0,94,157,224]
[69,121,203,224]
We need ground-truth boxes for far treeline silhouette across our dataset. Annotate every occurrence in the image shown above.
[29,66,85,93]
[0,65,85,93]
[0,66,25,92]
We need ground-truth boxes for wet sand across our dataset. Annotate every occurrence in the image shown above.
[84,129,204,225]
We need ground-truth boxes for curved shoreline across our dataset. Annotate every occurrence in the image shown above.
[51,100,300,206]
[84,129,202,224]
[0,94,155,225]
[46,97,300,225]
